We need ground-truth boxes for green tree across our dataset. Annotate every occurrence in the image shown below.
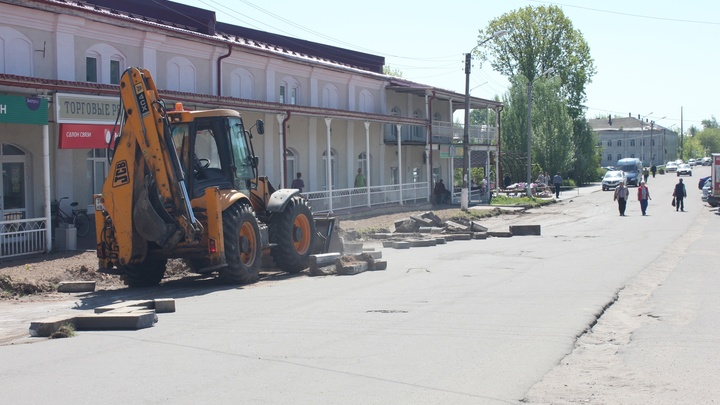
[701,116,719,129]
[479,5,596,119]
[528,77,574,176]
[682,136,705,160]
[383,66,403,77]
[695,127,720,155]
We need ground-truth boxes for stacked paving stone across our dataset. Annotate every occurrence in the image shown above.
[308,249,387,276]
[29,299,175,338]
[364,211,541,250]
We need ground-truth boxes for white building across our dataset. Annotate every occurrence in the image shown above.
[0,0,501,257]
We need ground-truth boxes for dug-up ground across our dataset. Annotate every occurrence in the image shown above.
[0,202,547,302]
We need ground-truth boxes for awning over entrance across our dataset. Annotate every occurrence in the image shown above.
[58,124,118,149]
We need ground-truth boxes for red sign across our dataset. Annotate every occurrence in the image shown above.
[714,155,720,194]
[58,124,119,149]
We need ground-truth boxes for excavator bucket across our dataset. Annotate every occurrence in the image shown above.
[312,214,339,254]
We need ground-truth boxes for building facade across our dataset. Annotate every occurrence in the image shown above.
[0,0,501,257]
[588,115,679,168]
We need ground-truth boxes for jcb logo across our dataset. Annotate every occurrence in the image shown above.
[134,83,150,116]
[112,160,130,187]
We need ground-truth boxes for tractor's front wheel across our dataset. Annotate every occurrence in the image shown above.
[121,259,168,287]
[270,196,315,273]
[219,202,261,284]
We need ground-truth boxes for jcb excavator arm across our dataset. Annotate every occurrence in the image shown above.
[97,67,202,266]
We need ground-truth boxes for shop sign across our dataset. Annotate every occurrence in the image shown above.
[0,94,48,125]
[55,93,120,124]
[58,123,119,149]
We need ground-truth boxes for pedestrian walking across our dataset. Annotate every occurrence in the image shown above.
[354,168,366,188]
[614,180,629,216]
[650,165,657,178]
[642,168,649,183]
[290,172,304,193]
[553,172,563,198]
[637,180,651,215]
[673,178,687,212]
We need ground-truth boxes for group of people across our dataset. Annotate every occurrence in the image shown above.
[613,177,687,216]
[290,168,367,193]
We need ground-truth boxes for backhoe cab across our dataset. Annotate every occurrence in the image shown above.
[94,67,327,287]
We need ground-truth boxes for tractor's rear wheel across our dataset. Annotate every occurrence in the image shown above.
[219,202,261,284]
[270,196,315,273]
[121,259,168,287]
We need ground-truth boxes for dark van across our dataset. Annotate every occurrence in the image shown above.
[616,158,643,186]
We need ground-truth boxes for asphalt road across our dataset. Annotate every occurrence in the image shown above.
[0,167,717,404]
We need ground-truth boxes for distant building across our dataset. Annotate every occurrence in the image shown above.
[588,115,678,167]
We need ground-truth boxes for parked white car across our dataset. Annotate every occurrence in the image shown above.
[688,159,697,167]
[665,162,678,172]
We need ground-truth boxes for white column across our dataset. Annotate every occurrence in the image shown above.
[276,113,286,188]
[324,117,333,213]
[43,125,52,252]
[364,121,371,207]
[397,124,403,205]
[308,119,318,191]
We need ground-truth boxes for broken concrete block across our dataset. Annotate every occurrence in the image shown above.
[392,241,411,249]
[382,240,395,248]
[445,220,469,232]
[453,233,473,241]
[362,250,382,260]
[309,264,337,276]
[311,252,342,268]
[57,281,96,293]
[510,225,541,236]
[434,237,447,244]
[489,231,513,238]
[421,211,445,227]
[153,299,176,313]
[394,218,418,233]
[94,300,154,314]
[470,221,488,232]
[473,232,488,240]
[410,215,434,227]
[337,261,368,275]
[29,315,77,337]
[371,260,387,271]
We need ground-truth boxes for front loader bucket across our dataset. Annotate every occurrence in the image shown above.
[312,214,339,254]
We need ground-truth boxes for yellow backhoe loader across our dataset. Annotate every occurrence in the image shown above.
[94,67,333,287]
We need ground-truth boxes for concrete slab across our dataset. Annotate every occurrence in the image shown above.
[343,241,364,254]
[29,315,77,337]
[94,300,154,314]
[74,311,157,331]
[57,281,96,293]
[452,233,473,241]
[153,299,176,313]
[310,252,342,268]
[489,231,513,238]
[392,241,411,249]
[473,232,488,239]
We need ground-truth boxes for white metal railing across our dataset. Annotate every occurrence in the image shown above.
[305,182,430,214]
[432,121,498,145]
[1,217,48,259]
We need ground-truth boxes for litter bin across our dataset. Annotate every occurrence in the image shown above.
[55,223,77,250]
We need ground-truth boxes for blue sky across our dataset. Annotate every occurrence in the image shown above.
[178,0,718,132]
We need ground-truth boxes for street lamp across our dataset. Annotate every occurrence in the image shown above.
[461,29,507,210]
[526,67,554,197]
[640,112,652,165]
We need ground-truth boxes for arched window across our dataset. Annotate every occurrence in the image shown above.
[390,106,401,138]
[630,139,636,147]
[322,84,339,109]
[433,112,442,122]
[85,44,124,84]
[321,149,336,189]
[358,89,374,113]
[167,57,196,92]
[607,140,612,147]
[230,68,254,99]
[280,76,300,105]
[617,154,622,161]
[607,154,612,162]
[0,27,33,75]
[358,151,371,181]
[412,109,423,139]
[617,140,622,146]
